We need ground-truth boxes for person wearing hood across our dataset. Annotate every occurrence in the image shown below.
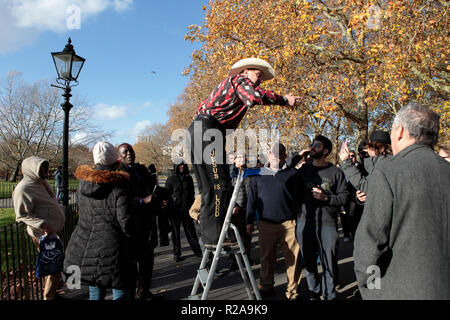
[13,156,65,300]
[165,161,202,262]
[64,142,143,300]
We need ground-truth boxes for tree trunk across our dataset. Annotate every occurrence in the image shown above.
[9,160,21,182]
[355,124,369,145]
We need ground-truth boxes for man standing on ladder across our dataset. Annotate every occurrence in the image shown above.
[187,57,300,248]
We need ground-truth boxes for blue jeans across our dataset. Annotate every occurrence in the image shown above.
[296,219,339,300]
[56,187,61,201]
[89,286,129,300]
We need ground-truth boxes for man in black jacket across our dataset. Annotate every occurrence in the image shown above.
[246,143,304,300]
[117,143,161,300]
[297,135,349,300]
[165,161,202,262]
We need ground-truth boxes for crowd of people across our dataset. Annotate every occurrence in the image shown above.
[11,57,449,301]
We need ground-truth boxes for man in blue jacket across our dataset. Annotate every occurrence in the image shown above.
[246,143,304,300]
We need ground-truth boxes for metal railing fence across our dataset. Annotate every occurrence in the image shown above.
[0,181,79,300]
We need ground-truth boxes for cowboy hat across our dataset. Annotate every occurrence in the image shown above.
[229,58,275,81]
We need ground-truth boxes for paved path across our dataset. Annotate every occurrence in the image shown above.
[61,225,361,301]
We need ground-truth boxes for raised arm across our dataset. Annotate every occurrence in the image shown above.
[234,76,294,107]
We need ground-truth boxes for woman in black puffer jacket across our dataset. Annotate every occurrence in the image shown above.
[63,142,137,300]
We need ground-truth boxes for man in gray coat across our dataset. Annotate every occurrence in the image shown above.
[354,102,450,300]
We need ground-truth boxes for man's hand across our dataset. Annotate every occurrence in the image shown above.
[142,194,153,205]
[246,224,254,236]
[232,206,240,216]
[312,186,328,201]
[285,94,301,107]
[41,222,54,236]
[339,142,350,162]
[356,190,366,203]
[235,157,245,168]
[299,149,310,157]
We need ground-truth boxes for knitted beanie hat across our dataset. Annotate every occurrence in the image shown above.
[92,141,118,165]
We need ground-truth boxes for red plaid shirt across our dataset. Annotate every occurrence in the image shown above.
[196,74,288,129]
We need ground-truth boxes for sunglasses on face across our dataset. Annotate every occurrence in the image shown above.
[310,143,321,149]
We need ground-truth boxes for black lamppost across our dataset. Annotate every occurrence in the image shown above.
[51,38,85,212]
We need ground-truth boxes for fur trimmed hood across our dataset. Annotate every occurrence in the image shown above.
[75,165,130,198]
[75,165,130,186]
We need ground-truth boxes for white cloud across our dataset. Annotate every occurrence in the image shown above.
[71,131,89,144]
[0,0,134,53]
[93,102,127,120]
[142,100,152,108]
[113,0,133,12]
[132,120,151,136]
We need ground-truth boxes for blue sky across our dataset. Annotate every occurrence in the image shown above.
[0,0,208,145]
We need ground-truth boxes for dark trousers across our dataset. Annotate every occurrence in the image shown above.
[296,219,339,300]
[228,210,252,257]
[157,212,170,245]
[169,210,202,257]
[339,210,353,239]
[135,216,157,293]
[342,200,364,239]
[350,203,364,237]
[188,114,232,245]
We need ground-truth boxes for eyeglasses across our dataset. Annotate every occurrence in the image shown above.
[310,143,321,149]
[350,154,356,158]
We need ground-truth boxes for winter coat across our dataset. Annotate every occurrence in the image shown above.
[165,163,195,214]
[340,154,391,194]
[63,165,136,290]
[354,144,450,300]
[119,162,156,233]
[13,156,65,238]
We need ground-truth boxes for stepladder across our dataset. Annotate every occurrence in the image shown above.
[189,168,262,300]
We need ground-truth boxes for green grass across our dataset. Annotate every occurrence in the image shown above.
[0,208,16,228]
[0,182,19,199]
[0,179,79,199]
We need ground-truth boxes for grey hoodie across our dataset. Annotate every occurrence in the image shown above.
[13,156,65,238]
